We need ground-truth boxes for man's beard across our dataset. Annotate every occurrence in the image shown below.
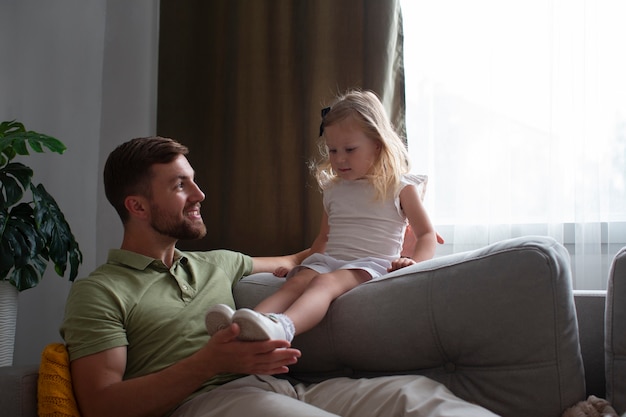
[150,203,207,240]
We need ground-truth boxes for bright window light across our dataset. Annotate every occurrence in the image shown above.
[401,0,626,226]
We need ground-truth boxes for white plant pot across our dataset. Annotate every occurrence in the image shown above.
[0,281,18,367]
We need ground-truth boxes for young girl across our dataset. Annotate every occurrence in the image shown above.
[205,90,438,342]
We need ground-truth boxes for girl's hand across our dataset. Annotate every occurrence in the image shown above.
[387,257,416,272]
[274,266,290,277]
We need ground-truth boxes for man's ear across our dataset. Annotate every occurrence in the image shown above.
[124,195,149,219]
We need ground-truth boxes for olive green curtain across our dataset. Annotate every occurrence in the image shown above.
[157,0,405,256]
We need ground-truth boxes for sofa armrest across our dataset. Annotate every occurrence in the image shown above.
[234,236,585,417]
[574,290,607,399]
[0,364,39,417]
[606,246,626,414]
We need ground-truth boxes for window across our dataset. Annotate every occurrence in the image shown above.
[401,0,626,289]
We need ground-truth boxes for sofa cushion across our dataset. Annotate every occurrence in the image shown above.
[234,236,586,417]
[0,364,38,417]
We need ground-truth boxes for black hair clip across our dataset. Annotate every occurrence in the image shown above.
[319,106,331,136]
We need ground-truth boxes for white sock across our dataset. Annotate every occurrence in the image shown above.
[273,313,295,342]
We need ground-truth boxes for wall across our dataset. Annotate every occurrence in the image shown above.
[0,0,159,365]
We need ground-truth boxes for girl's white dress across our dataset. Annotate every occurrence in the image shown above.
[293,174,427,279]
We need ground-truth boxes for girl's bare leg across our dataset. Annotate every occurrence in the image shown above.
[255,268,318,313]
[284,269,371,335]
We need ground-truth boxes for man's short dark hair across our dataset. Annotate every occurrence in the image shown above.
[103,136,189,223]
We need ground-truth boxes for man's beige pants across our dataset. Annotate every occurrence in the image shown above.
[171,374,500,417]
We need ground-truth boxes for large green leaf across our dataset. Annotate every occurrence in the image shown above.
[0,162,33,209]
[31,183,82,281]
[0,120,25,136]
[9,259,48,291]
[0,120,82,291]
[0,203,48,291]
[0,120,66,166]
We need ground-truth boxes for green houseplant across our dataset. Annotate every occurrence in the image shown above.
[0,120,82,291]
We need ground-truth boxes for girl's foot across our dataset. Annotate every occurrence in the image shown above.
[205,304,235,336]
[232,309,287,341]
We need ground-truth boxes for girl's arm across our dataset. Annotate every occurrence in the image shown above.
[309,210,329,254]
[390,185,437,271]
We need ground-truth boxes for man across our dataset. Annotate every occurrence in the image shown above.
[61,136,498,417]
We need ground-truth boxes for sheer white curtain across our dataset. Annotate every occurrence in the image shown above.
[401,0,626,289]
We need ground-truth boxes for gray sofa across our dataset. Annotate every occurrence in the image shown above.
[606,245,626,413]
[0,236,622,417]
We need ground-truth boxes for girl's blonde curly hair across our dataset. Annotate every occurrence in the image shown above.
[314,90,410,200]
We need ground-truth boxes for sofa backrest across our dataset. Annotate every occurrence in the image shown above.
[605,246,626,414]
[234,236,586,417]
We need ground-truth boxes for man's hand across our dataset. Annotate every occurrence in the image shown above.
[251,248,310,275]
[70,323,301,417]
[206,322,300,375]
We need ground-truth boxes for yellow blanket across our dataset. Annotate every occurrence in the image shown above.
[38,343,81,417]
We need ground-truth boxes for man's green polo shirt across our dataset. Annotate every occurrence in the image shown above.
[60,248,253,390]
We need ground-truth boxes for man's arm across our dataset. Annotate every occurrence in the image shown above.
[251,248,311,275]
[252,212,329,276]
[71,325,300,417]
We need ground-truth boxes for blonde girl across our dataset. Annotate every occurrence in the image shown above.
[206,90,437,341]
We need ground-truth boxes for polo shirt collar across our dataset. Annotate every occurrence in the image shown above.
[107,248,188,271]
